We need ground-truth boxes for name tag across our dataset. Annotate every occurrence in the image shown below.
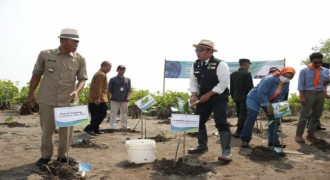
[120,87,124,91]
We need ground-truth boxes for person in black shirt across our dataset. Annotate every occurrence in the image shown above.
[230,59,254,138]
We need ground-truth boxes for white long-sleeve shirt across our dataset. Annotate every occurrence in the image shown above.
[189,59,230,94]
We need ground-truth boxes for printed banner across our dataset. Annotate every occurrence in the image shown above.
[54,105,89,128]
[134,94,157,112]
[164,59,284,79]
[171,114,199,132]
[164,60,193,78]
[272,101,291,118]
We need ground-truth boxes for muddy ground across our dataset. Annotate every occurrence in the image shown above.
[0,110,329,180]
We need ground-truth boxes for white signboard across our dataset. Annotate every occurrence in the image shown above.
[272,101,291,118]
[171,114,200,132]
[54,105,89,128]
[134,94,157,112]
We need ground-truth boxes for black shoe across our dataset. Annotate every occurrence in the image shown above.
[268,143,286,148]
[188,147,208,154]
[57,157,77,165]
[231,131,240,138]
[316,125,326,131]
[84,129,98,136]
[36,158,51,166]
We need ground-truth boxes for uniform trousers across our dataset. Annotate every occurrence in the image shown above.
[39,103,73,159]
[110,101,128,129]
[296,91,325,136]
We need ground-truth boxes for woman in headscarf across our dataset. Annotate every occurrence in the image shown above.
[240,66,296,148]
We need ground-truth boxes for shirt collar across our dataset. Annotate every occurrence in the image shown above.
[56,47,74,57]
[202,58,210,65]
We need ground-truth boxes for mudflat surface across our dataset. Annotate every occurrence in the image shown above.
[0,111,329,180]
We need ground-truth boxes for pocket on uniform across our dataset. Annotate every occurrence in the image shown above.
[63,62,79,83]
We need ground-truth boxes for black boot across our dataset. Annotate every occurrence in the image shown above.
[188,129,208,154]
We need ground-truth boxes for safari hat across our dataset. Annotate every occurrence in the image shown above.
[58,28,79,41]
[193,39,217,52]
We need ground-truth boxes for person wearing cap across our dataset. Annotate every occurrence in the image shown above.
[188,39,232,162]
[269,67,280,75]
[295,52,329,143]
[230,59,254,138]
[240,67,295,148]
[108,65,131,129]
[83,61,112,136]
[27,28,88,166]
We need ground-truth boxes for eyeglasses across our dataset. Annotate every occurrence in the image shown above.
[313,61,323,65]
[195,48,208,53]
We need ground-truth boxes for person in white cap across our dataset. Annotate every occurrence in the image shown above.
[188,39,232,162]
[27,28,88,166]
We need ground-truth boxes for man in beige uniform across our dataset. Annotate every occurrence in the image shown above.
[27,28,88,166]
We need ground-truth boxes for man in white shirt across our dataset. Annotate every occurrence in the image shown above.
[188,39,232,162]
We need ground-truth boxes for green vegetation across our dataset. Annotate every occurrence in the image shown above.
[0,80,19,109]
[5,116,13,124]
[0,79,322,118]
[301,38,330,65]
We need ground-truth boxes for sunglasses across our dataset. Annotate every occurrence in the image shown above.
[195,48,209,53]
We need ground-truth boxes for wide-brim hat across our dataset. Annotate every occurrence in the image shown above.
[58,28,79,41]
[193,39,217,52]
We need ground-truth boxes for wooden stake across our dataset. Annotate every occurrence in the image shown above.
[173,132,182,167]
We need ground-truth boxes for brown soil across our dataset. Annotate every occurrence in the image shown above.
[101,128,140,133]
[71,138,108,149]
[1,111,329,180]
[157,119,170,124]
[153,158,214,176]
[39,160,80,179]
[0,122,30,127]
[187,132,198,137]
[149,134,172,142]
[311,139,330,152]
[0,131,7,135]
[248,146,285,161]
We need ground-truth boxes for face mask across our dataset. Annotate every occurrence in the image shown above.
[279,76,290,83]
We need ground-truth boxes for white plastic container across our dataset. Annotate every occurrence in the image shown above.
[125,139,156,164]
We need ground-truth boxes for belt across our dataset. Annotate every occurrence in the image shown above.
[304,90,324,94]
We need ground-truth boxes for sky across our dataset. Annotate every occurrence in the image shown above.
[1,0,330,95]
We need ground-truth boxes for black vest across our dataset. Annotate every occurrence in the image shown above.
[193,56,229,98]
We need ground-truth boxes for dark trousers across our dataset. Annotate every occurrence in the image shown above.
[235,102,240,118]
[196,96,230,132]
[236,100,247,133]
[85,102,108,132]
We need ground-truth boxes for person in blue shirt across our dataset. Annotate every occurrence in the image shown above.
[295,52,329,143]
[240,66,296,148]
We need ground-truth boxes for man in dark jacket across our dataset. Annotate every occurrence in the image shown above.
[188,39,232,162]
[230,59,254,138]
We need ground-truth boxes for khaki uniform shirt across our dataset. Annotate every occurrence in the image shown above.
[32,48,88,106]
[88,70,109,103]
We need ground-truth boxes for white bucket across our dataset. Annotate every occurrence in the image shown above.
[125,139,156,164]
